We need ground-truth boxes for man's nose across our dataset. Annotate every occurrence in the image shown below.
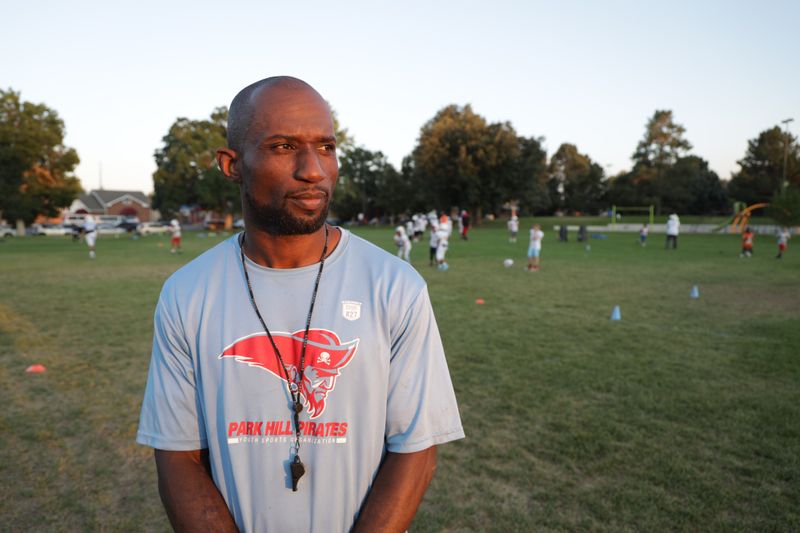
[294,146,326,182]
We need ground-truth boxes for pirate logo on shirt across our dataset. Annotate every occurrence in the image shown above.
[219,329,359,419]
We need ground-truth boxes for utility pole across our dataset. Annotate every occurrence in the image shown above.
[781,118,794,191]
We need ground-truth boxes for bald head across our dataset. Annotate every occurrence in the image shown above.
[227,76,328,151]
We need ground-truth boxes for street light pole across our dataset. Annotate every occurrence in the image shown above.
[781,118,794,191]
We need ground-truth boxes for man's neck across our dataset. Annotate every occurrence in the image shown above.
[241,224,342,269]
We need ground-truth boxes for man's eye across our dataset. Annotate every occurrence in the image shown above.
[273,143,293,150]
[322,144,336,152]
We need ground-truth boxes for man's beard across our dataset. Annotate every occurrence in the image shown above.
[243,188,329,236]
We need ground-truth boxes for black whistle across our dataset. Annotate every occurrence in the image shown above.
[290,455,305,492]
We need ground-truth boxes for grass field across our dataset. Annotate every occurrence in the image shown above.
[1,223,798,531]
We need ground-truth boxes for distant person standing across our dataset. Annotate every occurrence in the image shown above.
[428,219,439,266]
[427,210,438,230]
[639,224,649,246]
[527,224,544,271]
[413,214,426,242]
[460,210,470,240]
[776,227,791,259]
[84,215,97,259]
[169,219,182,254]
[665,214,680,249]
[507,215,519,243]
[577,225,587,242]
[740,227,754,258]
[405,219,414,241]
[558,224,568,242]
[435,217,450,270]
[441,214,453,238]
[394,226,411,262]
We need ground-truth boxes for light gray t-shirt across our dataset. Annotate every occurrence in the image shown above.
[137,229,464,532]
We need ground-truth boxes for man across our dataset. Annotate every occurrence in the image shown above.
[413,213,426,241]
[136,77,464,532]
[168,219,182,254]
[665,213,680,249]
[527,223,544,271]
[428,214,439,266]
[84,215,97,259]
[435,215,450,270]
[405,218,414,242]
[558,224,568,242]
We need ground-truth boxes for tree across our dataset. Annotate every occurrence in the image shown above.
[632,110,692,169]
[728,126,800,205]
[616,110,710,213]
[0,89,82,225]
[331,145,408,222]
[767,186,800,227]
[330,107,354,154]
[513,136,550,215]
[152,107,239,219]
[411,104,487,213]
[328,106,405,222]
[374,160,411,219]
[410,104,547,218]
[548,143,606,214]
[333,146,397,221]
[479,123,543,218]
[606,171,638,207]
[660,156,728,214]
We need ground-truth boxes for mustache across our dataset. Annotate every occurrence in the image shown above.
[286,187,329,199]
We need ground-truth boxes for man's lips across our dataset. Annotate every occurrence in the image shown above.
[287,191,328,211]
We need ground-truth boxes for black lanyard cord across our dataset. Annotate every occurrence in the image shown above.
[239,226,329,490]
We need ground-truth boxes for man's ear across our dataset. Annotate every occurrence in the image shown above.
[216,148,241,184]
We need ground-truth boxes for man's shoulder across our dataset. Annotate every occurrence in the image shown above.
[344,230,426,288]
[160,234,238,299]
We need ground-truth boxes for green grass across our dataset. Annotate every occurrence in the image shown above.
[1,228,798,531]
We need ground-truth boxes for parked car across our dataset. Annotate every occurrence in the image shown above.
[32,224,76,236]
[233,218,245,229]
[97,215,124,226]
[97,224,126,236]
[136,221,170,236]
[1,224,15,238]
[116,217,141,233]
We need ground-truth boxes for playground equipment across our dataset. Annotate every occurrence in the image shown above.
[611,205,655,227]
[716,202,769,233]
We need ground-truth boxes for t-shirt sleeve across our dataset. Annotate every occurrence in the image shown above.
[136,294,207,450]
[385,285,465,453]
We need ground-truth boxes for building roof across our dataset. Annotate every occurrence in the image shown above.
[90,189,150,208]
[74,193,104,212]
[70,189,150,214]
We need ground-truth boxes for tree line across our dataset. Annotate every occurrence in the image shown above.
[333,107,799,224]
[0,89,81,225]
[2,87,799,227]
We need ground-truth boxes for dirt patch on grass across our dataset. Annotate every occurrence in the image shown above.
[706,283,800,318]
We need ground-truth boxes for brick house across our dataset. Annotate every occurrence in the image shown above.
[68,190,152,221]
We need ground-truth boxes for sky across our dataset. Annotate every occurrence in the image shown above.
[3,0,798,195]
